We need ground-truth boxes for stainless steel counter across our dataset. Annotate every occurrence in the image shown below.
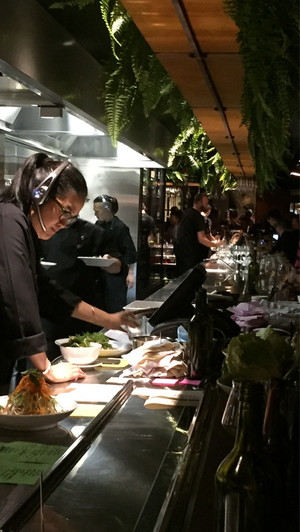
[0,270,237,532]
[0,362,217,532]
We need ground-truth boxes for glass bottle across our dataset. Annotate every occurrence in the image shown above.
[221,381,241,435]
[232,263,244,295]
[238,271,251,303]
[187,287,213,380]
[215,381,281,532]
[248,247,259,295]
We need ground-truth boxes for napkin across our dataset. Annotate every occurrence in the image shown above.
[122,338,188,379]
[228,302,268,329]
[104,329,132,351]
[132,387,203,409]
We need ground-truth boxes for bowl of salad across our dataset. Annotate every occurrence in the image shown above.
[55,335,102,365]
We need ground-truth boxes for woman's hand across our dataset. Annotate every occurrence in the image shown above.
[102,254,121,274]
[45,362,86,383]
[105,310,138,331]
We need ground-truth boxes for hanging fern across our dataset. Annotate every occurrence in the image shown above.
[167,117,237,194]
[50,0,94,9]
[100,0,131,59]
[104,69,136,146]
[49,0,237,191]
[224,0,299,192]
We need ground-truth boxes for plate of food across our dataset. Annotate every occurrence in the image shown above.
[0,371,77,431]
[56,332,130,360]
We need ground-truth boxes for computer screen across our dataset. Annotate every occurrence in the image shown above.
[148,263,207,327]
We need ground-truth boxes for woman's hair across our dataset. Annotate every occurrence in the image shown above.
[94,195,119,214]
[0,152,87,215]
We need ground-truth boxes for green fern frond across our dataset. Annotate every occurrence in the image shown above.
[224,0,298,191]
[105,71,136,146]
[50,0,93,9]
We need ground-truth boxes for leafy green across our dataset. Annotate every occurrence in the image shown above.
[255,326,294,375]
[65,332,112,349]
[225,334,281,381]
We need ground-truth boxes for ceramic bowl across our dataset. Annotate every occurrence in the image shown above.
[55,339,102,365]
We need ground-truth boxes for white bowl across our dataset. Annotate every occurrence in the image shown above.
[55,338,102,365]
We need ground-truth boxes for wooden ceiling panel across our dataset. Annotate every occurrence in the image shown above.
[120,0,254,178]
[206,55,244,107]
[185,0,240,52]
[157,53,215,107]
[123,0,191,53]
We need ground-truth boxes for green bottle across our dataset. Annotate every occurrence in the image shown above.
[215,381,282,532]
[187,288,213,379]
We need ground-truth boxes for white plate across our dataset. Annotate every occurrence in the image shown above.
[205,268,229,274]
[123,300,163,311]
[78,256,116,267]
[41,261,57,269]
[0,395,77,431]
[99,340,130,357]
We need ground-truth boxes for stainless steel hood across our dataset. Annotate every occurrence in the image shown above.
[0,0,173,167]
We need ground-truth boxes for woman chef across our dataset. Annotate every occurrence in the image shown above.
[0,153,137,392]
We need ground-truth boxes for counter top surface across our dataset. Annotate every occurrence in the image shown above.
[0,361,208,532]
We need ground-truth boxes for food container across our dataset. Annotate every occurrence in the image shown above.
[55,339,102,365]
[131,335,160,349]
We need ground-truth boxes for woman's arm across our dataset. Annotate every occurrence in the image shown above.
[126,263,135,288]
[71,300,137,330]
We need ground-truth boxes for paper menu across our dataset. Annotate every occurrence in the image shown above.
[0,441,67,485]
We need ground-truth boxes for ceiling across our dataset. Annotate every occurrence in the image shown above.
[119,0,255,179]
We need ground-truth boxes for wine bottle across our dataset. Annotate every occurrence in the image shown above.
[187,287,213,379]
[248,247,259,295]
[215,381,282,532]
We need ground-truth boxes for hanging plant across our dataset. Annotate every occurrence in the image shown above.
[224,0,299,192]
[167,117,237,194]
[49,0,236,192]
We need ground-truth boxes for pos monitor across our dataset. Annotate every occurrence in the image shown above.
[148,263,207,327]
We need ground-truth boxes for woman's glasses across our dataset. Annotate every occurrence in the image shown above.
[52,198,78,226]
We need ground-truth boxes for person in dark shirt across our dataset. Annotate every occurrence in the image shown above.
[164,206,183,243]
[275,219,299,265]
[93,195,138,311]
[39,218,122,306]
[175,192,224,275]
[39,218,124,354]
[0,153,137,392]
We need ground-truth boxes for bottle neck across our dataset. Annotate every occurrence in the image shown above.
[194,288,207,315]
[234,381,265,452]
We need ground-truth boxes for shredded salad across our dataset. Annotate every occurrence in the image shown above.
[0,370,58,416]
